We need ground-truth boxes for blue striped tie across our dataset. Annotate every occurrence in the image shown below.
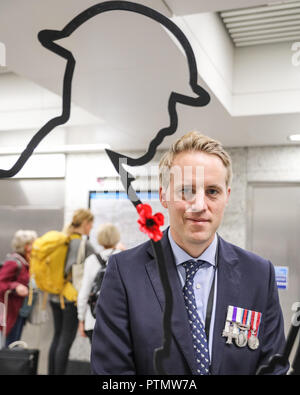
[182,259,210,375]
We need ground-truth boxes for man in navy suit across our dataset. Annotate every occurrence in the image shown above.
[91,131,288,375]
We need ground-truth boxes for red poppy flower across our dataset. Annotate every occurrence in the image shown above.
[136,203,164,242]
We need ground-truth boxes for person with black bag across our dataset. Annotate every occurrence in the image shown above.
[77,223,124,344]
[0,230,37,348]
[0,229,40,375]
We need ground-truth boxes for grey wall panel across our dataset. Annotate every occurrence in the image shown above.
[0,179,65,374]
[0,179,65,261]
[247,182,300,366]
[0,179,65,206]
[0,206,64,261]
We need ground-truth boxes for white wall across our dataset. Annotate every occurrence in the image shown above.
[233,41,300,115]
[220,144,300,249]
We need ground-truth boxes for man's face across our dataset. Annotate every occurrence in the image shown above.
[159,151,231,255]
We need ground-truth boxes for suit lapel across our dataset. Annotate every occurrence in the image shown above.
[210,236,241,375]
[145,230,198,374]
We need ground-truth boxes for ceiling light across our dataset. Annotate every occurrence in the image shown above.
[288,134,300,141]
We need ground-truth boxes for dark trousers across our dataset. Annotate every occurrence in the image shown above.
[48,301,78,375]
[5,315,26,347]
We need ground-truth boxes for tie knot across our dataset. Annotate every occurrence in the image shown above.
[182,259,204,278]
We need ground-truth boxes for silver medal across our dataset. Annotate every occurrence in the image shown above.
[248,333,259,350]
[235,330,248,348]
[247,310,261,350]
[222,321,238,344]
[235,324,249,348]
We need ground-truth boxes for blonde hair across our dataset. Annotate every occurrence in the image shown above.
[159,131,232,190]
[64,208,94,236]
[97,223,120,249]
[11,230,37,255]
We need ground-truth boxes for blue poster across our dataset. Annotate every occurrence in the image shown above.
[274,266,288,290]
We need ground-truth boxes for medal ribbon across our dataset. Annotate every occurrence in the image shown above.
[242,309,248,325]
[248,310,255,338]
[227,305,234,321]
[255,311,262,336]
[248,310,262,338]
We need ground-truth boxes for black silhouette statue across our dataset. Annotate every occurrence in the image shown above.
[0,1,210,374]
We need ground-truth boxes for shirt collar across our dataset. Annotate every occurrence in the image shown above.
[168,227,218,267]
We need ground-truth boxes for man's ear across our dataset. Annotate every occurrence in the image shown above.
[159,186,168,209]
[225,187,231,205]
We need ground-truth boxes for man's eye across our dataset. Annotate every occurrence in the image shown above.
[207,189,218,196]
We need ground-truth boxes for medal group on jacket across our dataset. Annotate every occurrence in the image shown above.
[222,305,262,350]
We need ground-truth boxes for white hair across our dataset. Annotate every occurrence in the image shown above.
[11,230,37,255]
[97,223,120,248]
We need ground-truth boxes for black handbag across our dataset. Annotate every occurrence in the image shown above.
[0,341,39,375]
[0,289,40,375]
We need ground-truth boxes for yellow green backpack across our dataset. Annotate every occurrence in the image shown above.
[29,231,80,308]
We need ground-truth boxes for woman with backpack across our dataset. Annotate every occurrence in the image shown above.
[0,230,37,347]
[48,208,96,375]
[77,223,124,344]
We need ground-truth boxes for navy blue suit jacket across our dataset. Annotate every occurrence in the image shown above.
[91,231,288,375]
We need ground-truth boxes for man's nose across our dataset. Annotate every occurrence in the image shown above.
[187,190,207,212]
